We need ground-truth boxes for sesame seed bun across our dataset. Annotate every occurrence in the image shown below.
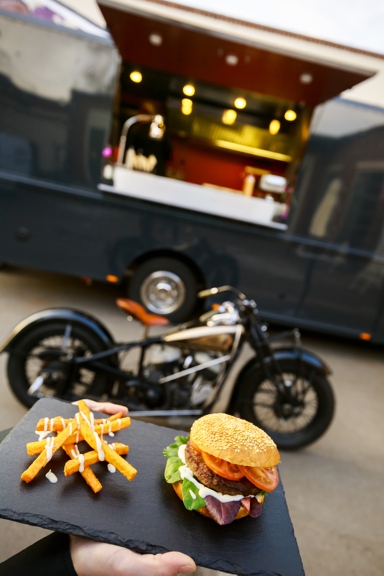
[190,413,280,468]
[172,481,249,521]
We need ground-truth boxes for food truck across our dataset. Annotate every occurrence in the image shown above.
[2,0,384,342]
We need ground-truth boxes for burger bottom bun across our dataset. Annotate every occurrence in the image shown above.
[172,481,250,522]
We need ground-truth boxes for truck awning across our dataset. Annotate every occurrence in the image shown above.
[98,0,375,107]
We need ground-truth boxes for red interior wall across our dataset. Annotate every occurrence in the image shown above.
[167,138,286,192]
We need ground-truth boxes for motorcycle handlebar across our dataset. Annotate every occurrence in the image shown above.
[197,285,247,301]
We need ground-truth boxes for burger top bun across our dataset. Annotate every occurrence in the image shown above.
[190,413,280,469]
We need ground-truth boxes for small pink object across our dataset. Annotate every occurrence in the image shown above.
[102,146,112,158]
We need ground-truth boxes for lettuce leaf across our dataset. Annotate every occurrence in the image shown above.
[205,496,241,525]
[163,435,206,510]
[181,478,206,510]
[163,435,189,458]
[163,435,189,483]
[164,456,183,483]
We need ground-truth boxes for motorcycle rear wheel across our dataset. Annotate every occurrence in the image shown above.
[236,359,335,450]
[7,321,112,408]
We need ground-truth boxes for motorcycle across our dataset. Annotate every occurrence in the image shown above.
[0,286,335,450]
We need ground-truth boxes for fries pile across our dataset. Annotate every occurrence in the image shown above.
[21,400,137,493]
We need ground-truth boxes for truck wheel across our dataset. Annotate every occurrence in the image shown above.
[128,257,197,323]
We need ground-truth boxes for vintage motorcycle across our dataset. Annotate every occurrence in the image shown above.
[0,286,335,450]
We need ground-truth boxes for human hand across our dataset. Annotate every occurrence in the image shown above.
[72,399,128,417]
[70,536,196,576]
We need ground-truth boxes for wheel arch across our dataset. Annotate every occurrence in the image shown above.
[226,347,332,414]
[125,249,206,287]
[0,309,116,354]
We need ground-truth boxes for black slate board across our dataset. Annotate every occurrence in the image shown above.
[0,398,304,576]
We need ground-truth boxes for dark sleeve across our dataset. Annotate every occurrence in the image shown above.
[0,532,77,576]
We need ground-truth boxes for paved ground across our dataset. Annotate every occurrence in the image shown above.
[0,265,383,576]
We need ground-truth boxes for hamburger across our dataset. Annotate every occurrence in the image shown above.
[163,413,280,525]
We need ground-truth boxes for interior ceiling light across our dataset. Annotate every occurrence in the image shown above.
[149,33,162,46]
[234,97,246,109]
[181,98,193,115]
[222,109,237,125]
[183,84,195,97]
[225,54,238,66]
[130,71,142,83]
[284,110,297,121]
[269,119,280,135]
[300,72,313,84]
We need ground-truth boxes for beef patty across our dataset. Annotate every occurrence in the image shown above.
[185,441,260,496]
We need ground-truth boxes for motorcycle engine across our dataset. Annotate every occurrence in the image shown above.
[142,345,222,409]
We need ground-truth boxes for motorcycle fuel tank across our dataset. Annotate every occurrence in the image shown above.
[163,325,243,352]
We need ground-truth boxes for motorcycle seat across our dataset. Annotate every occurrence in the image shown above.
[116,298,170,326]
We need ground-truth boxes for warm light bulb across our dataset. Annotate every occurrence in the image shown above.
[269,119,280,135]
[183,84,195,97]
[284,110,297,121]
[222,109,237,125]
[234,97,246,109]
[181,98,193,115]
[130,71,142,83]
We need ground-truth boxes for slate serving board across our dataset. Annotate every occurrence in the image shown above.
[0,398,304,576]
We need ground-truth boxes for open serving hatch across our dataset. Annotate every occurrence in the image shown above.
[97,0,375,227]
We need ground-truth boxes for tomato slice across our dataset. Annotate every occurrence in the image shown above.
[189,439,202,454]
[238,465,279,492]
[201,452,244,481]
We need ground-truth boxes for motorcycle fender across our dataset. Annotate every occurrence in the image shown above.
[0,308,117,358]
[226,347,332,414]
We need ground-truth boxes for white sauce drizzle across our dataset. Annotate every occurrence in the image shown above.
[68,422,73,435]
[61,417,65,430]
[45,436,55,462]
[46,469,58,483]
[44,417,49,432]
[50,418,55,431]
[177,444,245,504]
[107,464,116,473]
[189,489,196,500]
[78,453,85,473]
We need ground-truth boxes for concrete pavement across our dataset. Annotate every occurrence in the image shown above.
[0,265,383,575]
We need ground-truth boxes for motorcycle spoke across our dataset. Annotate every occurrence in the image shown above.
[252,374,319,434]
[61,324,72,353]
[24,334,99,399]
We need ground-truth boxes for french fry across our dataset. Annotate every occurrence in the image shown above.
[63,444,102,494]
[35,412,125,432]
[27,439,51,456]
[35,416,70,432]
[63,443,129,476]
[79,411,137,481]
[21,422,74,483]
[99,412,124,423]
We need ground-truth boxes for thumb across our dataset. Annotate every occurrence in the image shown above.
[133,551,196,576]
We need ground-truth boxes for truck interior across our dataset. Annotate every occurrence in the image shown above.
[98,0,372,227]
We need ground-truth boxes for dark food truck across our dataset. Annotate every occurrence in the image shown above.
[1,0,384,343]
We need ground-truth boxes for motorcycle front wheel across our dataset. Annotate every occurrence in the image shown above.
[235,359,335,450]
[7,321,112,408]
